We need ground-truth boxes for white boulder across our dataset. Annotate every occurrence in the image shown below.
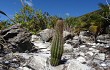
[39,29,54,42]
[67,59,94,70]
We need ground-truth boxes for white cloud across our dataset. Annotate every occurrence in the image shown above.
[65,13,70,16]
[24,0,33,7]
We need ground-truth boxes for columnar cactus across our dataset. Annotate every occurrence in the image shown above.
[50,19,64,66]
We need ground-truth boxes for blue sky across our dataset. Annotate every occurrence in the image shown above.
[0,0,109,20]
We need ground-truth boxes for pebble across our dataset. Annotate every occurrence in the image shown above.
[12,58,17,62]
[89,48,99,53]
[92,43,96,46]
[101,63,107,67]
[4,61,10,64]
[76,56,86,63]
[92,46,96,48]
[79,52,85,56]
[87,51,94,56]
[105,45,109,48]
[95,53,105,61]
[80,45,86,48]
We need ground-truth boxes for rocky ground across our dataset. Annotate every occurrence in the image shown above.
[0,24,110,70]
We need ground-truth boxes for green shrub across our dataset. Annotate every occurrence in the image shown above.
[89,25,98,35]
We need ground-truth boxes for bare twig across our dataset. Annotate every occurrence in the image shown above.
[20,0,25,7]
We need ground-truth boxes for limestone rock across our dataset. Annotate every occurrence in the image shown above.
[38,29,54,42]
[0,24,32,53]
[67,59,94,70]
[94,53,105,61]
[26,56,48,70]
[64,43,73,52]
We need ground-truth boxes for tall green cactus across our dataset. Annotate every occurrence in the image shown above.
[50,19,64,66]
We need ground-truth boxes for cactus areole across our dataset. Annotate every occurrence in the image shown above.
[50,19,64,66]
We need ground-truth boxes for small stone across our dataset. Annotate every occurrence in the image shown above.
[101,63,107,67]
[95,53,105,61]
[76,56,86,63]
[33,41,51,49]
[23,67,32,70]
[89,48,99,53]
[31,35,40,42]
[100,44,105,47]
[87,51,94,56]
[96,43,100,46]
[64,43,73,52]
[79,52,85,56]
[4,61,10,64]
[12,58,17,62]
[92,46,96,48]
[10,63,20,68]
[73,36,79,40]
[97,40,101,42]
[89,48,94,50]
[18,67,22,69]
[105,45,109,48]
[40,49,48,52]
[87,43,91,45]
[92,43,96,46]
[105,60,110,67]
[80,45,86,48]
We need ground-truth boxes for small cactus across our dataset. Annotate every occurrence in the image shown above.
[50,19,64,66]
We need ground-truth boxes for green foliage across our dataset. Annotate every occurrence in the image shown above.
[65,17,76,27]
[1,2,109,35]
[98,3,110,33]
[89,24,101,42]
[14,5,35,24]
[64,17,87,34]
[50,19,64,66]
[47,16,59,28]
[89,25,98,35]
[0,21,10,30]
[99,3,110,18]
[14,5,59,34]
[65,17,86,27]
[80,3,110,34]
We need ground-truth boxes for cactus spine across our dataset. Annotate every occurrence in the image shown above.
[50,19,64,66]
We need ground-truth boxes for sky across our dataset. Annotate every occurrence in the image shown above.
[0,0,109,20]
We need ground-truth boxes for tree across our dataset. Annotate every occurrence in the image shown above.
[98,3,110,33]
[99,3,110,21]
[14,5,51,34]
